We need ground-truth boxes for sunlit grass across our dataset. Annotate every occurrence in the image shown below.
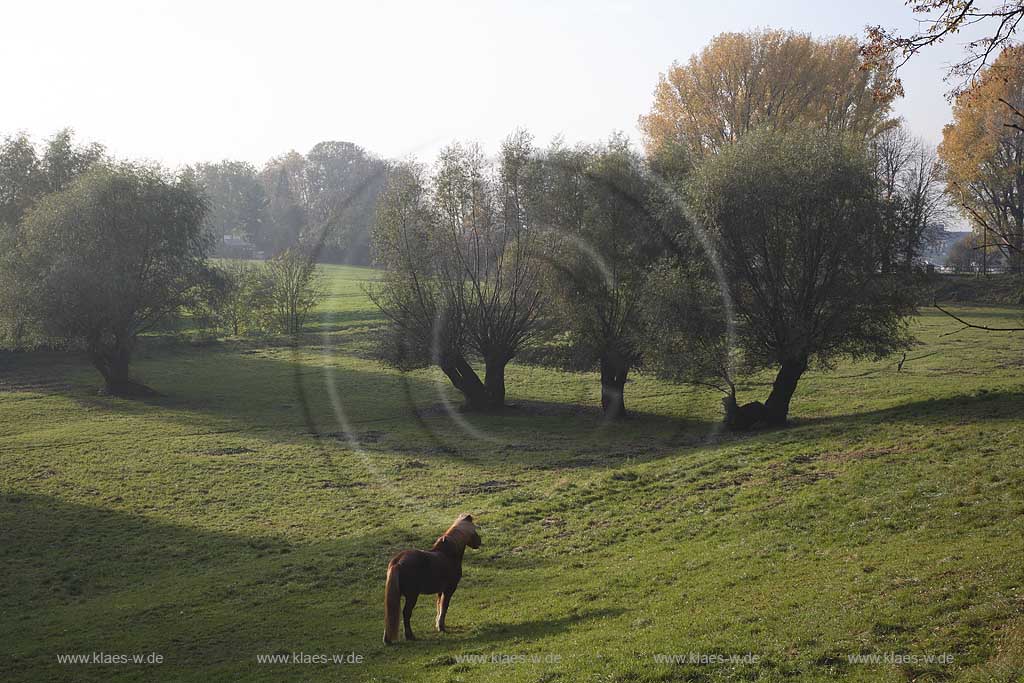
[1,265,1022,682]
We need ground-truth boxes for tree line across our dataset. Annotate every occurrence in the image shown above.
[187,141,388,264]
[368,29,954,427]
[2,26,1020,409]
[0,137,326,395]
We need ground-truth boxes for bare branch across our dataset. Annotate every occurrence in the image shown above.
[934,302,1024,333]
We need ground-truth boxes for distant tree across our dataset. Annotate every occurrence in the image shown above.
[258,151,309,255]
[871,124,949,271]
[0,134,43,346]
[639,259,742,419]
[639,30,897,165]
[0,128,105,228]
[304,141,388,264]
[940,46,1024,274]
[864,0,1024,96]
[255,142,387,264]
[264,249,325,335]
[689,129,917,426]
[369,134,547,411]
[187,161,267,246]
[945,232,995,273]
[190,260,271,336]
[532,137,682,418]
[0,133,43,229]
[40,129,106,193]
[1,129,106,347]
[11,163,208,394]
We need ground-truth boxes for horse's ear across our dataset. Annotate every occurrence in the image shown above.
[461,513,474,523]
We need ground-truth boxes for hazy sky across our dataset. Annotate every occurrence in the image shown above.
[2,0,984,167]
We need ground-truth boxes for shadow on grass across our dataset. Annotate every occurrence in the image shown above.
[6,340,1021,471]
[4,342,726,469]
[394,608,627,656]
[793,387,1024,432]
[471,607,627,644]
[0,492,557,681]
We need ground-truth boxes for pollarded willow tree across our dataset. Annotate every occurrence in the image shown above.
[940,45,1024,274]
[369,133,547,412]
[11,162,209,395]
[639,29,898,168]
[683,128,918,426]
[531,137,688,418]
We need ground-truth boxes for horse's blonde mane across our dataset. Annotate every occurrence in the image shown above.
[434,514,478,551]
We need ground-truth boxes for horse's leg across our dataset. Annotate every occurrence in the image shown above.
[436,590,453,632]
[402,593,419,641]
[435,593,444,631]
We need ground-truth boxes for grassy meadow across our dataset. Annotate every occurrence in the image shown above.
[1,264,1023,682]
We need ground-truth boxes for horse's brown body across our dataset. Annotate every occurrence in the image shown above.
[383,514,481,644]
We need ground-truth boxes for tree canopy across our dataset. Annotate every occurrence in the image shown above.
[532,136,686,417]
[687,128,917,424]
[369,134,547,411]
[12,162,209,394]
[864,0,1024,96]
[256,142,388,263]
[940,44,1024,273]
[639,30,897,166]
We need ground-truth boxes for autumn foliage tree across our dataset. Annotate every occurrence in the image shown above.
[864,0,1024,96]
[940,45,1024,274]
[639,29,897,167]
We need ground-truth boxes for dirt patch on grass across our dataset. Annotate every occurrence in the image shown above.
[394,459,429,472]
[457,479,518,494]
[527,457,604,470]
[319,480,367,490]
[201,446,256,456]
[695,472,754,491]
[820,445,909,463]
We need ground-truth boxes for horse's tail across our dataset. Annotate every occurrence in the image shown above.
[383,562,401,644]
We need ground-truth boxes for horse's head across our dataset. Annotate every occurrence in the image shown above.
[451,513,481,549]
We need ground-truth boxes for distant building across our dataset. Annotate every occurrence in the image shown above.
[921,227,971,268]
[218,235,263,260]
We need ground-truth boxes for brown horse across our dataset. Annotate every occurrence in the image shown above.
[383,513,482,644]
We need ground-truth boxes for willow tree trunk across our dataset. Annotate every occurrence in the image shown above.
[599,353,628,419]
[763,354,809,426]
[483,355,507,410]
[439,354,491,412]
[90,341,155,397]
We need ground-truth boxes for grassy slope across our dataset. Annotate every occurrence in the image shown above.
[1,265,1022,683]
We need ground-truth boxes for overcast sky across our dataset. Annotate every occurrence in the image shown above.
[2,0,984,168]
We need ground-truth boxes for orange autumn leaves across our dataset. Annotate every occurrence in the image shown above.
[639,29,897,164]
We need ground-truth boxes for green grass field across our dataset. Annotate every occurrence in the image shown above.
[2,264,1023,682]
